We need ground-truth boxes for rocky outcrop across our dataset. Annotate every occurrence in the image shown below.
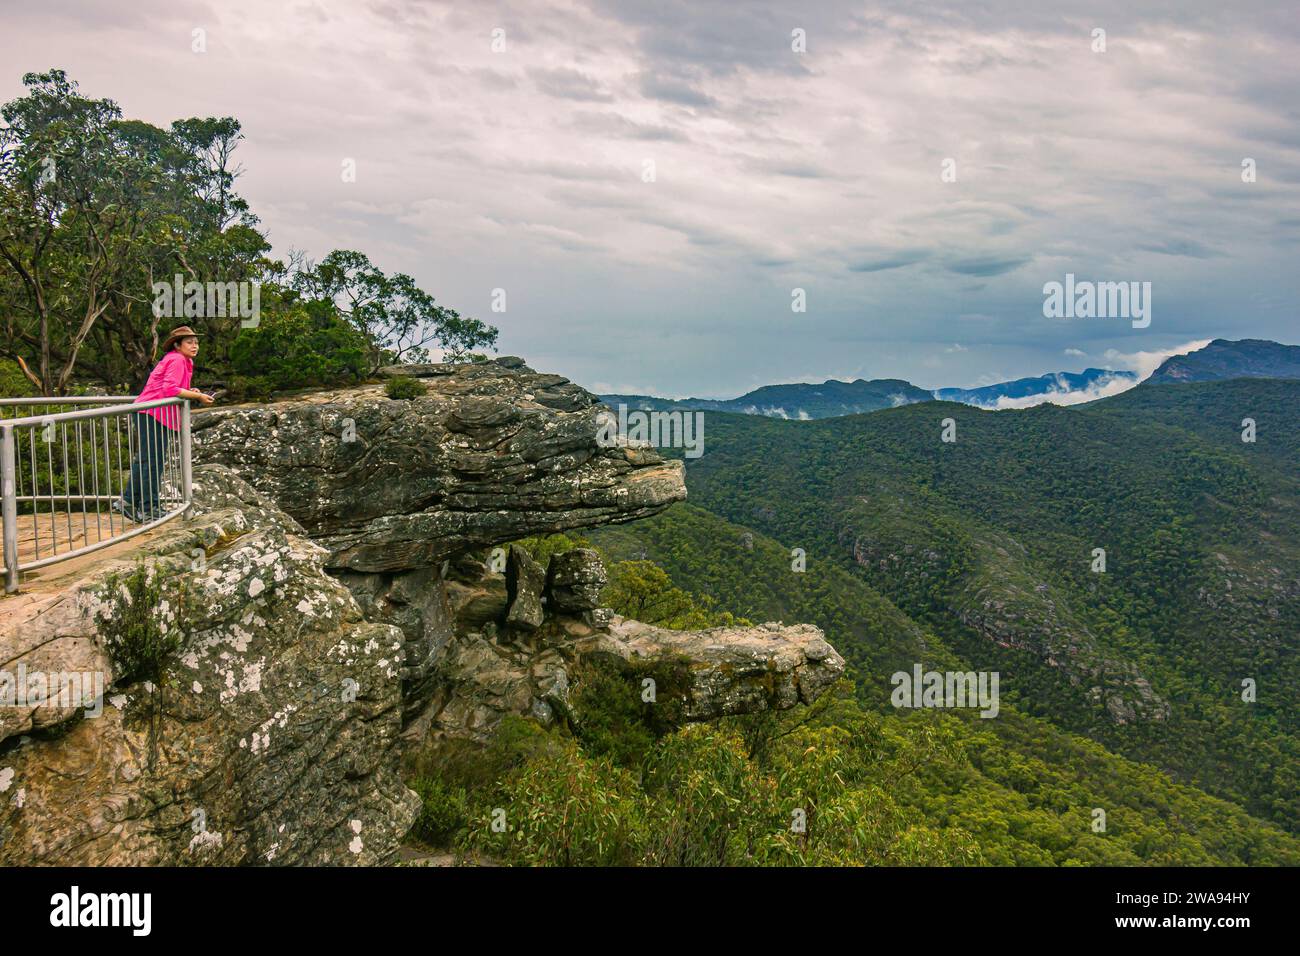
[417,549,845,741]
[336,564,455,728]
[2,358,847,865]
[191,358,686,572]
[505,546,545,631]
[592,618,843,720]
[190,358,690,726]
[545,548,607,614]
[0,466,418,865]
[186,358,844,744]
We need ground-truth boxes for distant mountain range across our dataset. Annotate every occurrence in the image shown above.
[601,339,1297,419]
[602,378,932,419]
[1147,338,1300,384]
[934,368,1138,408]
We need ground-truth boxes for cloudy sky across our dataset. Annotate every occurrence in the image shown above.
[5,0,1298,397]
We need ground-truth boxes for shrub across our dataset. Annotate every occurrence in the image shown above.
[99,562,181,687]
[568,654,694,768]
[383,375,426,399]
[0,358,37,398]
[224,375,274,403]
[508,533,593,567]
[467,737,647,866]
[402,716,560,848]
[642,724,778,866]
[228,298,369,398]
[409,776,470,846]
[602,559,748,628]
[404,716,558,791]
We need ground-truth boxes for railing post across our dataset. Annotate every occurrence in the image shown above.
[180,399,193,515]
[2,424,18,593]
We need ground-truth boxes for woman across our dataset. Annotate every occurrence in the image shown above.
[114,325,215,523]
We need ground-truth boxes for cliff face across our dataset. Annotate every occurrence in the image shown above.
[190,358,685,572]
[0,466,418,865]
[191,357,698,735]
[0,358,844,865]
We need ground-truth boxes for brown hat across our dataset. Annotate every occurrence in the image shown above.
[159,326,202,353]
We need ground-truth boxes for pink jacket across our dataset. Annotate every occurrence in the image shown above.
[134,351,193,430]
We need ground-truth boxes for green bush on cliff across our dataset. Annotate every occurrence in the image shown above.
[568,654,694,768]
[509,532,592,567]
[601,559,749,629]
[471,737,647,866]
[99,562,181,687]
[227,294,369,401]
[406,664,992,866]
[640,724,779,865]
[383,375,426,399]
[409,777,469,846]
[402,716,558,850]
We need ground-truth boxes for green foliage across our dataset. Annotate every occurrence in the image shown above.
[226,290,369,400]
[568,655,693,767]
[602,558,750,629]
[405,662,1300,865]
[0,71,495,396]
[402,716,558,850]
[408,776,470,846]
[640,724,777,865]
[625,381,1300,834]
[291,249,498,372]
[446,680,1039,866]
[383,375,426,400]
[509,532,592,567]
[99,562,181,687]
[588,443,1300,863]
[0,358,37,397]
[0,69,267,393]
[471,737,647,866]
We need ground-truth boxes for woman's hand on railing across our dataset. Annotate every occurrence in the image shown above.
[178,388,215,406]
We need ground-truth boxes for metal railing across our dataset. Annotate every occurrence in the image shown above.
[1,396,192,593]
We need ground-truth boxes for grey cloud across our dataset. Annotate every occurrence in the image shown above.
[766,163,826,178]
[636,72,717,108]
[849,250,931,273]
[528,67,613,102]
[592,0,841,76]
[568,111,689,141]
[545,185,645,210]
[1138,239,1222,259]
[944,255,1032,277]
[501,159,629,183]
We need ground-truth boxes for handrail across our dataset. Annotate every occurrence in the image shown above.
[0,397,193,593]
[0,396,135,405]
[1,397,186,429]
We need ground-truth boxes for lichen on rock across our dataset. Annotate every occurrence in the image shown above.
[0,465,418,866]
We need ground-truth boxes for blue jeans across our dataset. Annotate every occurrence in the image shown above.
[122,413,172,515]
